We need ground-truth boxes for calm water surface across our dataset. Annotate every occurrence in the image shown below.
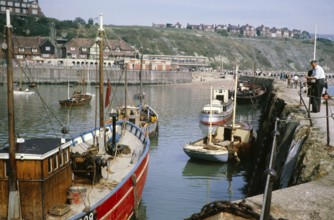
[1,83,263,220]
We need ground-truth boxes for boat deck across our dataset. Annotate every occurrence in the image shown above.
[66,128,145,216]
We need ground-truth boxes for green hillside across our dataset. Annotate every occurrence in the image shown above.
[1,14,333,72]
[105,26,334,72]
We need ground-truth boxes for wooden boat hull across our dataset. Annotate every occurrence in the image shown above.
[236,82,267,104]
[59,94,92,107]
[236,91,266,104]
[0,122,150,220]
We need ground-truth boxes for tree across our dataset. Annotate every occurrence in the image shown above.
[88,18,94,26]
[74,17,86,25]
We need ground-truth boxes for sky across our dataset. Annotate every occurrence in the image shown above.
[39,0,334,35]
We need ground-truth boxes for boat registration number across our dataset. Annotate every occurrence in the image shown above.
[78,211,96,220]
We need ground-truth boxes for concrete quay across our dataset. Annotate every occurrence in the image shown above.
[242,79,334,220]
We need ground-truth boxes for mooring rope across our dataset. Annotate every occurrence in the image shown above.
[185,200,287,220]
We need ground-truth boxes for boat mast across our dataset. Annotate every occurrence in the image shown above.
[98,14,104,129]
[19,63,22,90]
[5,9,22,219]
[232,66,238,130]
[208,85,213,144]
[139,47,143,105]
[124,64,128,119]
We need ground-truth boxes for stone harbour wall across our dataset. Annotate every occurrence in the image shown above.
[0,66,192,85]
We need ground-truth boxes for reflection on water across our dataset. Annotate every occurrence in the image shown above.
[0,83,261,220]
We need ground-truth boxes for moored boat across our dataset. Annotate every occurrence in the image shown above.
[116,104,159,137]
[59,90,92,107]
[13,87,35,95]
[236,80,267,104]
[110,51,159,137]
[1,12,150,220]
[200,88,233,125]
[184,67,255,163]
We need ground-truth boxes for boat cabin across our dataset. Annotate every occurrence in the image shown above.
[0,138,72,220]
[215,125,252,144]
[213,88,231,103]
[117,106,141,125]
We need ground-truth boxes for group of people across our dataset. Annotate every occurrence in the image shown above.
[305,60,327,113]
[287,74,300,88]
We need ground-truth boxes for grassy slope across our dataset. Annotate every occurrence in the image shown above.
[100,25,333,72]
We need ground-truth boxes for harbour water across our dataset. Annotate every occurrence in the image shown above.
[0,82,268,219]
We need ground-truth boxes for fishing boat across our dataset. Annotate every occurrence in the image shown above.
[199,87,233,125]
[113,49,159,137]
[59,89,92,107]
[184,67,255,163]
[1,11,150,220]
[236,80,267,104]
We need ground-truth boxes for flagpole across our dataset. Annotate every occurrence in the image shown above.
[313,24,317,60]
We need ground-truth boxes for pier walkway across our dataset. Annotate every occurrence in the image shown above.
[243,79,334,220]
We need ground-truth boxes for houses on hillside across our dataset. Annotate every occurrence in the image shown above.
[62,38,136,61]
[0,35,184,71]
[153,22,309,39]
[2,36,136,64]
[0,0,43,17]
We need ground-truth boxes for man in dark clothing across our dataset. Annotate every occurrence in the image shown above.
[305,60,326,112]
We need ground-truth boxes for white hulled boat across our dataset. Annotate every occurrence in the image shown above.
[184,66,255,163]
[200,88,233,125]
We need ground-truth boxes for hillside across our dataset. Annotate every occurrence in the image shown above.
[104,26,334,72]
[1,13,333,72]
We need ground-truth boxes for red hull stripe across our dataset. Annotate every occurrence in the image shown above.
[98,152,149,220]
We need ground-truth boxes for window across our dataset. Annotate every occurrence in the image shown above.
[15,3,19,7]
[15,8,20,13]
[0,1,5,6]
[82,47,87,52]
[32,9,37,15]
[48,157,53,173]
[45,46,50,51]
[53,154,58,170]
[8,2,13,6]
[64,149,69,163]
[70,47,75,51]
[32,48,38,53]
[4,161,8,177]
[59,151,64,167]
[19,48,24,52]
[22,3,26,7]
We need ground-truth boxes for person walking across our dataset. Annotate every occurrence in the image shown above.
[293,74,299,89]
[305,60,326,112]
